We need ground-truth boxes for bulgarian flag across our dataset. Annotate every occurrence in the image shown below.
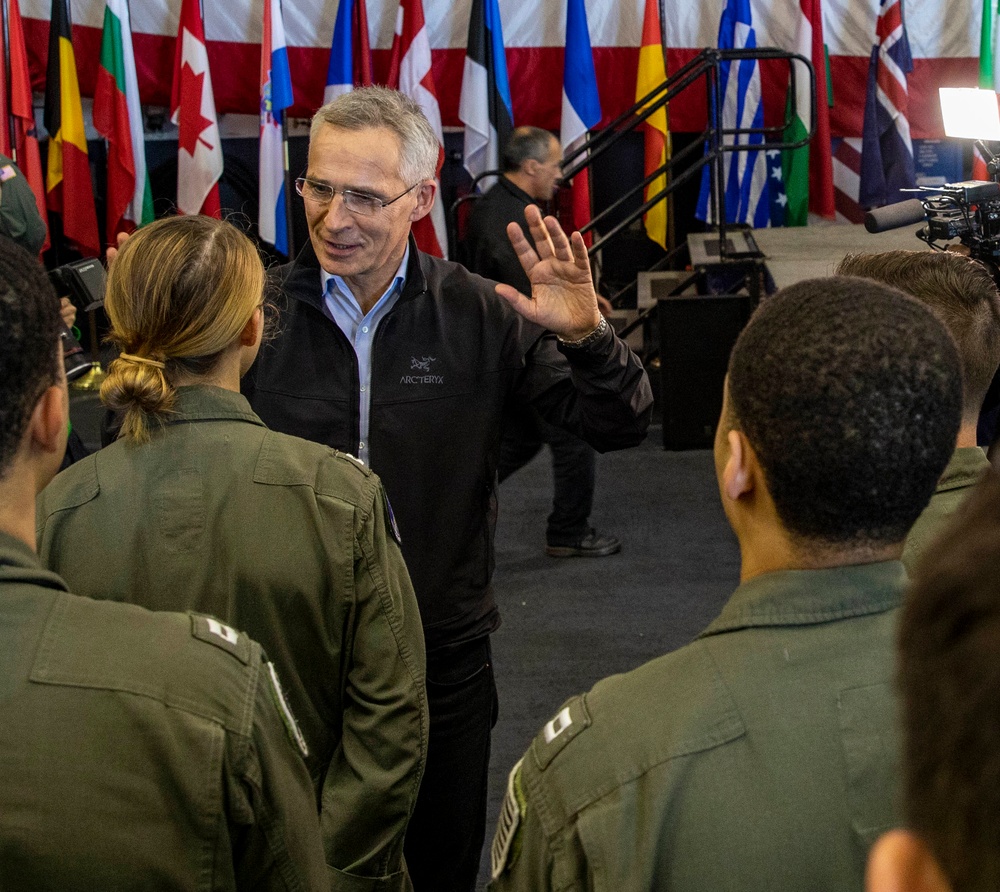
[782,0,835,224]
[635,0,670,248]
[973,0,1000,181]
[45,0,100,256]
[93,0,153,237]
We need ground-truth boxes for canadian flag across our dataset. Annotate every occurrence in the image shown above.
[170,0,222,216]
[386,0,447,258]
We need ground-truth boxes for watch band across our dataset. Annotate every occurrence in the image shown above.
[557,315,609,349]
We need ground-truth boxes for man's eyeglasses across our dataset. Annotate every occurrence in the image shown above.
[294,178,420,216]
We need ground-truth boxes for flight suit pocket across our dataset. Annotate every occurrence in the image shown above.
[839,681,901,848]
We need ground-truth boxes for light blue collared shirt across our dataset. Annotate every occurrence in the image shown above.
[321,246,409,467]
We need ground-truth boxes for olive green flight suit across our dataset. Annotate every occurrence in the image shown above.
[0,531,327,890]
[37,385,427,891]
[0,153,46,255]
[490,562,905,892]
[902,446,990,574]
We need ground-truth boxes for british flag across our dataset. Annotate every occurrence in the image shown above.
[859,0,915,209]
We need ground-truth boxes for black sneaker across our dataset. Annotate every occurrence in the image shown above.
[545,529,621,558]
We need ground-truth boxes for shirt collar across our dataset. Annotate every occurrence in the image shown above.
[320,243,410,309]
[0,529,69,592]
[698,560,906,639]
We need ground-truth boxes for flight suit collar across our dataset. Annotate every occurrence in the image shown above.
[167,385,266,428]
[699,560,905,638]
[937,446,989,494]
[0,530,69,592]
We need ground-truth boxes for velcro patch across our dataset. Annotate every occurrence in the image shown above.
[531,695,591,771]
[190,614,251,665]
[491,757,525,880]
[266,659,309,758]
[0,164,16,182]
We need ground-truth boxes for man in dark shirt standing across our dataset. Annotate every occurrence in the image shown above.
[465,126,620,559]
[245,89,652,890]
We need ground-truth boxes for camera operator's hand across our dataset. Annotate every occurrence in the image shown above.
[59,297,76,329]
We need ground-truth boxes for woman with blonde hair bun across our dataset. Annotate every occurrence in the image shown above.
[37,214,429,888]
[101,214,266,442]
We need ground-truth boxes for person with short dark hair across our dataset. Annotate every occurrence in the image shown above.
[36,215,428,889]
[866,468,1000,892]
[465,125,620,558]
[490,276,962,891]
[0,236,328,889]
[835,250,1000,571]
[244,86,652,891]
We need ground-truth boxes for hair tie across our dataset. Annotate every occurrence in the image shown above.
[119,352,166,370]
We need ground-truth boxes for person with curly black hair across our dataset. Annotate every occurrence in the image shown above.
[490,276,962,892]
[867,467,1000,892]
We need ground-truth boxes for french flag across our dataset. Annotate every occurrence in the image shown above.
[324,0,373,104]
[561,0,602,241]
[859,0,915,208]
[387,0,448,257]
[259,0,293,255]
[459,0,513,190]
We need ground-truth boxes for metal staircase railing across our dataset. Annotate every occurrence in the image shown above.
[449,46,818,333]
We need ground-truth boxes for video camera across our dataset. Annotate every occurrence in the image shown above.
[48,257,106,382]
[864,180,1000,273]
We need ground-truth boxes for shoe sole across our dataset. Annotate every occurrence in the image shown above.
[545,542,622,558]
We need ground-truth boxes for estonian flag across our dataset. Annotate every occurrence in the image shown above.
[459,0,513,190]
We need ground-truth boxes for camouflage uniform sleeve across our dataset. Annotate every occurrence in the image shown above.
[319,476,428,891]
[226,650,329,891]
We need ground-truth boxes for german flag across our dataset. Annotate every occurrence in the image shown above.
[45,0,99,256]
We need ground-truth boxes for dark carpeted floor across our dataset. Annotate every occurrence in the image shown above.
[479,428,740,887]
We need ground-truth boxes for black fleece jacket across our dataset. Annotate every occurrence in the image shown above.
[244,238,653,651]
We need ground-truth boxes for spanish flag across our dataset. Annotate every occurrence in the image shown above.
[635,0,670,249]
[45,0,100,256]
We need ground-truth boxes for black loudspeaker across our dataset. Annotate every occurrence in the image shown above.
[657,293,752,449]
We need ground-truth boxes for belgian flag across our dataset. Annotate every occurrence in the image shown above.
[45,0,99,256]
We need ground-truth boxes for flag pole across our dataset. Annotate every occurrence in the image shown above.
[279,0,294,258]
[281,115,295,257]
[1,0,17,161]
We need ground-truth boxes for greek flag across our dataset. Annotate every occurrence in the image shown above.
[695,0,770,227]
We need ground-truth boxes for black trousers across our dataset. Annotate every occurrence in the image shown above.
[404,636,498,891]
[498,410,596,545]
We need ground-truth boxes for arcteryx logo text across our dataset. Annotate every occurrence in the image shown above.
[401,356,444,384]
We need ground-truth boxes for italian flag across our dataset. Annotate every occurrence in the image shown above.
[93,0,153,236]
[973,0,999,181]
[782,0,835,225]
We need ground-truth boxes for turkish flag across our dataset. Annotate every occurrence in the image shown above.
[170,0,222,216]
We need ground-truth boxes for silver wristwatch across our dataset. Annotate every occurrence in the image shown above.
[557,316,609,349]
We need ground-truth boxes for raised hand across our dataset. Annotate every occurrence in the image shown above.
[495,204,601,341]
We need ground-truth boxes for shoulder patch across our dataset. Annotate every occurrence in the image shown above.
[531,695,591,771]
[0,164,16,182]
[383,489,402,545]
[491,757,526,880]
[265,659,309,758]
[190,614,251,665]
